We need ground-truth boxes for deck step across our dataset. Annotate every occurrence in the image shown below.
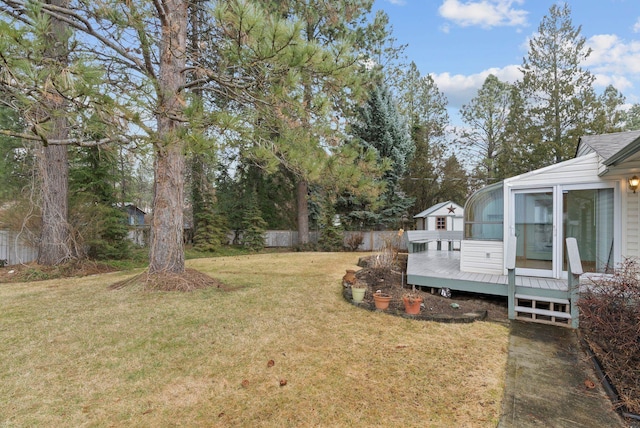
[514,294,569,305]
[515,294,572,327]
[514,306,571,319]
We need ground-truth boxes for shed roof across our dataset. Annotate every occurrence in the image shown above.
[413,201,462,218]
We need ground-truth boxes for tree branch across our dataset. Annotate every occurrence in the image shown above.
[0,129,129,146]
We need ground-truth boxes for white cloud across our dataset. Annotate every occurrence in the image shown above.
[634,17,640,33]
[585,34,640,87]
[431,65,523,108]
[385,0,406,5]
[593,74,632,92]
[438,0,528,29]
[431,31,640,114]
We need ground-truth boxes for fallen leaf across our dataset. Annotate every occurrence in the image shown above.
[584,379,596,389]
[279,379,287,386]
[267,359,275,368]
[241,379,249,388]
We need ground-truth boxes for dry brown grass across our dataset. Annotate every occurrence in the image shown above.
[0,252,509,427]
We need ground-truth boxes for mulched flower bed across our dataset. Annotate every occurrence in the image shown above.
[344,265,508,323]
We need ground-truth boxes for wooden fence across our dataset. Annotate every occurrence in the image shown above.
[0,229,408,266]
[264,230,408,251]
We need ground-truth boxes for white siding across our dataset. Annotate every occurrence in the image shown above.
[460,240,504,275]
[505,153,601,188]
[626,191,640,257]
[575,143,595,158]
[427,216,436,230]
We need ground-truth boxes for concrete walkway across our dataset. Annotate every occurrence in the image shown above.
[499,321,626,428]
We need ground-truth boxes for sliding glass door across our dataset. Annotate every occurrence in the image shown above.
[511,185,615,278]
[513,190,555,276]
[563,188,614,274]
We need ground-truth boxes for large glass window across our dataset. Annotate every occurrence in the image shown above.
[514,191,554,271]
[464,182,504,240]
[563,188,614,274]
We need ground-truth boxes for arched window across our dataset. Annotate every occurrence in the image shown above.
[464,182,504,240]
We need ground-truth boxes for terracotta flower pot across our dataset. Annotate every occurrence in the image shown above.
[343,269,357,286]
[373,292,391,310]
[352,287,366,303]
[403,296,423,315]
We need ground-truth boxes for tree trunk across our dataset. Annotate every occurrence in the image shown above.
[37,144,72,265]
[37,0,72,265]
[149,144,185,274]
[148,0,187,274]
[297,180,309,245]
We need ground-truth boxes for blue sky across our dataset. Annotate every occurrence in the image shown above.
[373,0,640,114]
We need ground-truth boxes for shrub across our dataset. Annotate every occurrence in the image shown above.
[578,258,640,414]
[344,233,364,251]
[371,229,403,271]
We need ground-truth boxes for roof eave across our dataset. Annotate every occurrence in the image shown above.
[604,136,640,166]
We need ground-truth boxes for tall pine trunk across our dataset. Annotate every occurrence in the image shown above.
[38,144,71,265]
[296,180,309,245]
[148,0,187,274]
[37,0,72,265]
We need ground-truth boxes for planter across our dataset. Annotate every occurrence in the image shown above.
[373,292,391,310]
[403,296,423,315]
[351,287,366,303]
[343,269,357,287]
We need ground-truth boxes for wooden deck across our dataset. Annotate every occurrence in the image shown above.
[407,251,568,299]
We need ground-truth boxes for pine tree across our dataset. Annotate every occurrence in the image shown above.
[193,205,229,253]
[69,146,130,260]
[0,107,31,203]
[240,190,268,252]
[438,155,468,206]
[396,62,450,214]
[349,82,415,228]
[459,75,512,184]
[318,198,344,252]
[626,104,640,131]
[520,3,596,164]
[496,85,543,178]
[591,85,626,134]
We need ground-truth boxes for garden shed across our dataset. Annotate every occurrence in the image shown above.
[411,201,463,250]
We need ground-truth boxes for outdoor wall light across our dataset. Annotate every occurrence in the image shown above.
[629,175,640,193]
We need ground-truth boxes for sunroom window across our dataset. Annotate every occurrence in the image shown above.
[464,182,504,240]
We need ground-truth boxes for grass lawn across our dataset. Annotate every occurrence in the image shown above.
[0,252,509,427]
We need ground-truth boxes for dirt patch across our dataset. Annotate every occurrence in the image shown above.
[346,266,508,323]
[109,268,233,292]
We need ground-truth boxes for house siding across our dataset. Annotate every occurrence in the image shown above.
[626,191,640,257]
[505,153,601,188]
[460,240,503,275]
[575,144,595,158]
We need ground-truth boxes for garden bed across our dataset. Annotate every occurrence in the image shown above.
[344,265,508,323]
